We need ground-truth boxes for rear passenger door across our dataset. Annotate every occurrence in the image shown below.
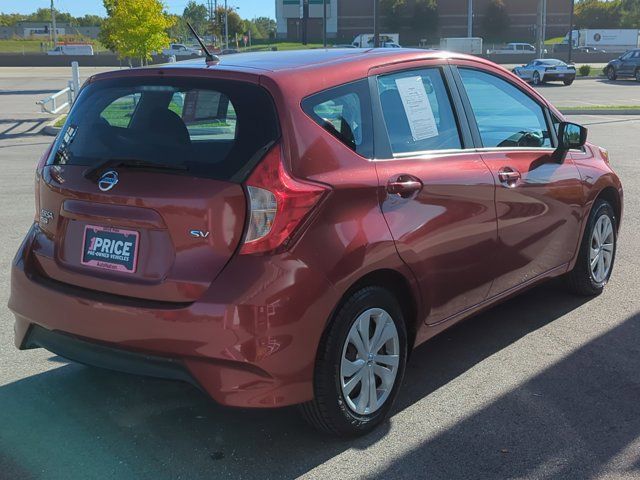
[452,64,583,296]
[371,64,498,325]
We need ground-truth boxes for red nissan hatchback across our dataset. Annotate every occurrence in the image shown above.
[9,49,622,436]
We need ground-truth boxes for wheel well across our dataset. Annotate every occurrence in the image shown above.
[596,186,621,229]
[339,269,419,351]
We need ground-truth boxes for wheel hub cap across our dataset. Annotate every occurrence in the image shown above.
[589,214,614,283]
[340,308,400,415]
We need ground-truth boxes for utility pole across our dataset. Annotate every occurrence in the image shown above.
[568,0,575,63]
[50,0,57,46]
[536,0,547,58]
[224,0,229,49]
[323,0,327,48]
[301,0,309,45]
[467,0,473,38]
[373,0,379,47]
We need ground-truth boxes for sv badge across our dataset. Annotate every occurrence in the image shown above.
[189,230,210,238]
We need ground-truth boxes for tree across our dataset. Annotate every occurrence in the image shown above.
[380,0,407,31]
[619,0,640,27]
[251,16,277,39]
[481,0,510,42]
[412,0,438,40]
[100,0,175,65]
[575,0,622,28]
[211,6,244,44]
[183,1,208,34]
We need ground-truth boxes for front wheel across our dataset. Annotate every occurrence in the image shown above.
[299,286,408,436]
[566,199,617,296]
[607,67,617,81]
[635,69,640,83]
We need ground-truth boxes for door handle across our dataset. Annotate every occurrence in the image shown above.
[386,175,423,198]
[497,167,521,187]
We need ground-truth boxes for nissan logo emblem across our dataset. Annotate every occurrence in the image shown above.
[98,170,119,192]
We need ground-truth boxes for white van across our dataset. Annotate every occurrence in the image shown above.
[47,45,94,56]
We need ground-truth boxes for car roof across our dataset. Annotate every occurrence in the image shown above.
[87,48,511,99]
[185,48,489,73]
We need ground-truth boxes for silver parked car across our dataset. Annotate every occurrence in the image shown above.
[512,58,577,86]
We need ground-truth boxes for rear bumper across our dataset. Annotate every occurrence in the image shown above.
[9,224,339,408]
[542,72,575,81]
[22,324,202,390]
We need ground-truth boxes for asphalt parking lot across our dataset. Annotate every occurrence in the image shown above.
[1,68,639,479]
[532,77,640,108]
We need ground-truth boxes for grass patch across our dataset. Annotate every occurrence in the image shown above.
[244,42,328,52]
[53,114,67,127]
[0,38,107,54]
[545,36,566,45]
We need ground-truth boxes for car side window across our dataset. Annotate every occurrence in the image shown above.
[459,68,552,149]
[376,68,462,154]
[302,79,373,157]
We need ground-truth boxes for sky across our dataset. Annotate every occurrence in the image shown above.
[0,0,275,19]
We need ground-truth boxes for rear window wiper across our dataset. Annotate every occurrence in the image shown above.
[83,157,189,181]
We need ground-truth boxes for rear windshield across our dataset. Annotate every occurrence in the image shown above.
[539,59,564,66]
[50,76,279,181]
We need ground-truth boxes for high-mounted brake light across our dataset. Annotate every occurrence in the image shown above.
[240,143,329,255]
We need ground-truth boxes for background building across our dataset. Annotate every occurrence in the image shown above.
[275,0,572,44]
[276,0,338,41]
[0,22,100,40]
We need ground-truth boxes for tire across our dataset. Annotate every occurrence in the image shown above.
[607,67,617,81]
[635,69,640,83]
[532,71,542,85]
[566,199,617,296]
[299,286,408,437]
[563,78,574,86]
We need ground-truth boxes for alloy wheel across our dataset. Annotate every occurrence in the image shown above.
[340,308,400,415]
[533,72,540,85]
[589,214,615,284]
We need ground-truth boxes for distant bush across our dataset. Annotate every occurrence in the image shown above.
[579,64,592,77]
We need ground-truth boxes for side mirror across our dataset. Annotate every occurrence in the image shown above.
[554,121,587,161]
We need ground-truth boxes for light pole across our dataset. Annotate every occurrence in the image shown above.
[467,0,473,38]
[568,0,575,63]
[373,0,379,48]
[51,0,58,46]
[323,0,327,48]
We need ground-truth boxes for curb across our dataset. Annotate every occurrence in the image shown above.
[559,109,640,115]
[40,114,65,136]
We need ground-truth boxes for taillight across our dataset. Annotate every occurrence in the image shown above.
[34,142,54,223]
[240,143,329,255]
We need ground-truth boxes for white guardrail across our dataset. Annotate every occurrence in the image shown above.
[36,61,81,115]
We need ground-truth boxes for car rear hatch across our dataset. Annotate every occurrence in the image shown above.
[32,73,279,303]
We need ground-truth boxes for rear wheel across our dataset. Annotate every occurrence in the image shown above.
[563,78,575,86]
[566,199,617,296]
[532,71,542,85]
[635,69,640,83]
[299,286,408,437]
[607,67,617,81]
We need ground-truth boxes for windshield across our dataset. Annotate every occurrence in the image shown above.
[50,76,279,182]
